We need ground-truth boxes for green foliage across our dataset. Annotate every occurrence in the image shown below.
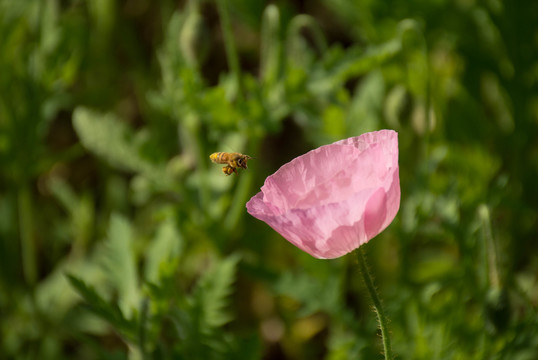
[73,108,159,175]
[1,0,537,359]
[101,214,140,317]
[192,255,240,329]
[67,274,138,342]
[68,252,241,359]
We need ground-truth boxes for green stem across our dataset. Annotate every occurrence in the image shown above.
[216,0,243,96]
[138,297,149,360]
[224,166,253,232]
[356,246,394,360]
[19,185,37,286]
[478,204,500,289]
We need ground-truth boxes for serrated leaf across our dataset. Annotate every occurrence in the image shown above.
[66,274,137,341]
[172,255,240,358]
[102,213,139,317]
[72,107,155,174]
[144,217,183,283]
[193,254,240,329]
[36,242,108,323]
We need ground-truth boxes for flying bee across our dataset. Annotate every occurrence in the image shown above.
[209,152,253,176]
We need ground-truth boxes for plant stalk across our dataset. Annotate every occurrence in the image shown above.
[356,246,394,360]
[216,0,243,97]
[19,185,37,286]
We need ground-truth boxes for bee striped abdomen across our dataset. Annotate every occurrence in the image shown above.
[210,152,228,164]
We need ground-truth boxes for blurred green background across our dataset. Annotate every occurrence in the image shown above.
[1,0,537,359]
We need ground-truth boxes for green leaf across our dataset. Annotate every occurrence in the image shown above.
[102,213,139,317]
[144,217,183,284]
[167,255,240,358]
[48,177,94,248]
[286,14,328,69]
[309,39,401,95]
[322,105,346,140]
[347,70,385,135]
[274,270,341,317]
[192,254,240,329]
[66,274,137,341]
[260,5,281,85]
[72,107,156,174]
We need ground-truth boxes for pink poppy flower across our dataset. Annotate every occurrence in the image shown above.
[246,130,400,259]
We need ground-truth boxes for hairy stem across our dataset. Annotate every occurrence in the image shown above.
[356,246,394,360]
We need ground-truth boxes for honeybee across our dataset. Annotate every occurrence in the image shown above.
[210,152,253,176]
